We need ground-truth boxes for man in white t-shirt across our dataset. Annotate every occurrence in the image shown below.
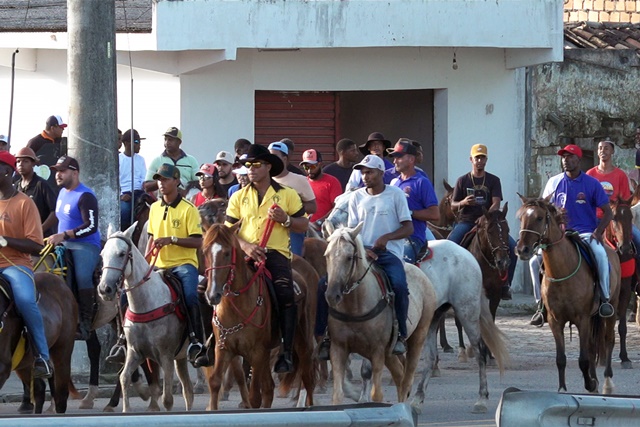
[119,129,147,230]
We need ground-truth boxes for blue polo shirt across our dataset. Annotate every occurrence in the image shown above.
[550,172,609,234]
[390,173,439,246]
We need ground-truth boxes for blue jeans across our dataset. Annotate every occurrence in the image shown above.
[2,266,49,360]
[370,247,409,338]
[170,264,199,308]
[403,236,425,264]
[120,190,144,231]
[64,241,101,291]
[290,231,304,257]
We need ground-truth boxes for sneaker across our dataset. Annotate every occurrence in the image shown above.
[106,343,126,365]
[33,357,53,379]
[501,285,512,301]
[187,341,204,367]
[274,351,294,374]
[317,339,331,361]
[599,302,614,318]
[530,311,545,327]
[392,336,407,355]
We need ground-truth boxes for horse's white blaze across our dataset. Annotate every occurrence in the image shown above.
[525,207,536,216]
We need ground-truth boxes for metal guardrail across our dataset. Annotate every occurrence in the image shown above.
[0,402,416,427]
[496,387,640,426]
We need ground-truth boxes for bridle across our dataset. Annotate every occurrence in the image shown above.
[607,202,636,256]
[101,234,155,294]
[477,217,510,278]
[204,246,237,297]
[333,235,375,295]
[518,204,563,252]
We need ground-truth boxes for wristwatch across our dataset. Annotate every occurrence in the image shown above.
[282,215,292,228]
[0,236,6,248]
[171,236,178,244]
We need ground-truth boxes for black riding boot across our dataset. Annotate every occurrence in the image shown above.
[274,305,297,374]
[75,289,95,341]
[187,304,205,367]
[193,300,214,368]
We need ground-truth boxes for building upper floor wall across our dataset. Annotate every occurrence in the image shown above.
[564,0,640,23]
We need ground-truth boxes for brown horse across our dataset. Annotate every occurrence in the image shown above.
[606,196,636,369]
[427,179,456,240]
[0,272,77,413]
[467,203,511,319]
[516,195,620,393]
[202,223,316,409]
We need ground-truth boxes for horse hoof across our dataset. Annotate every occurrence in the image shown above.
[221,390,230,401]
[472,403,487,414]
[443,346,454,354]
[410,400,423,415]
[17,402,34,414]
[102,405,115,412]
[78,400,94,410]
[238,402,249,409]
[432,368,441,378]
[621,361,633,370]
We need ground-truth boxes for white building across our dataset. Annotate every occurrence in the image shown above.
[0,0,564,290]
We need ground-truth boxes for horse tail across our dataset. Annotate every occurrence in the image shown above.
[592,313,608,366]
[478,295,510,375]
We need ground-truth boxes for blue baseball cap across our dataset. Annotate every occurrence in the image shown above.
[268,141,289,155]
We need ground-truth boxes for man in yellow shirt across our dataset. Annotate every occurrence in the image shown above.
[226,144,308,373]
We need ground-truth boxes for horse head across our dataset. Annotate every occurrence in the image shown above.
[477,203,511,273]
[515,193,565,260]
[440,179,456,225]
[324,190,354,237]
[608,195,635,256]
[98,223,136,301]
[198,198,228,231]
[203,222,242,306]
[324,222,365,307]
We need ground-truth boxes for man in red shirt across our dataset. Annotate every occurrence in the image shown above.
[300,149,342,229]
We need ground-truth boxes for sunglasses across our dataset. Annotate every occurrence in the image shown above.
[302,163,319,170]
[198,174,213,180]
[244,162,264,169]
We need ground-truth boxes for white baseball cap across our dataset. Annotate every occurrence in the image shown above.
[353,154,385,172]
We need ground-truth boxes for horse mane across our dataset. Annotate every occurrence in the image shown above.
[325,226,367,262]
[516,197,567,227]
[202,223,241,255]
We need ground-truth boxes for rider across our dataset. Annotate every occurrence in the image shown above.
[225,144,308,374]
[47,156,101,341]
[448,144,517,300]
[319,154,413,358]
[387,139,439,263]
[529,144,615,326]
[0,151,53,378]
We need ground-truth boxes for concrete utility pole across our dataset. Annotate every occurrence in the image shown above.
[68,0,119,235]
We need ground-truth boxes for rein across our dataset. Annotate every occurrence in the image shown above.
[101,235,161,295]
[477,218,509,281]
[0,285,14,333]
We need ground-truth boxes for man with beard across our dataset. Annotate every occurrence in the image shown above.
[300,149,341,227]
[26,115,67,191]
[144,127,199,194]
[213,151,237,197]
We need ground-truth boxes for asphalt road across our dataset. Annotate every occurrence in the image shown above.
[2,294,640,426]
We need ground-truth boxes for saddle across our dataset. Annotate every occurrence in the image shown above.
[123,269,186,323]
[0,277,33,370]
[460,227,478,250]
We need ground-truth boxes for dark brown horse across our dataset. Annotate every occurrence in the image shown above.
[428,179,456,240]
[516,195,620,393]
[606,196,636,369]
[467,204,511,319]
[203,223,317,409]
[0,272,77,413]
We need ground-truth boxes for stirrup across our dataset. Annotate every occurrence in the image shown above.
[317,338,331,361]
[530,310,545,327]
[599,301,614,318]
[187,341,204,365]
[274,352,293,374]
[33,357,53,379]
[193,345,214,368]
[106,342,126,365]
[392,336,407,355]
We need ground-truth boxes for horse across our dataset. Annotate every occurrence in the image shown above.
[97,224,194,412]
[202,223,317,410]
[427,178,456,240]
[0,272,77,414]
[324,191,509,413]
[606,196,636,369]
[467,203,512,319]
[515,195,620,394]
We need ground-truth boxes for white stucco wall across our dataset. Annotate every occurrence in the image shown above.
[0,49,179,165]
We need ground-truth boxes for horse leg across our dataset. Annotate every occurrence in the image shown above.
[411,308,444,413]
[175,358,194,410]
[384,353,408,402]
[18,382,34,414]
[79,332,100,409]
[261,363,276,408]
[455,316,469,362]
[295,335,316,407]
[143,361,162,411]
[399,328,429,402]
[206,349,231,410]
[330,343,349,404]
[120,350,142,412]
[32,377,47,414]
[230,356,250,408]
[618,277,632,369]
[602,316,617,395]
[369,352,387,403]
[438,317,453,353]
[359,359,372,403]
[159,357,176,411]
[548,320,568,392]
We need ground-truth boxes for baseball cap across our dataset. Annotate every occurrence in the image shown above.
[232,165,249,175]
[0,151,16,171]
[0,134,7,144]
[153,163,181,180]
[557,144,583,158]
[122,129,144,143]
[46,115,67,129]
[470,144,488,158]
[215,151,234,165]
[50,155,79,172]
[268,141,289,155]
[387,139,418,158]
[15,147,39,163]
[353,154,386,172]
[163,127,182,140]
[196,163,216,177]
[300,149,323,165]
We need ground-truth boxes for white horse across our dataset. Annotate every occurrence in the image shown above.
[324,223,437,404]
[97,224,194,412]
[325,190,509,413]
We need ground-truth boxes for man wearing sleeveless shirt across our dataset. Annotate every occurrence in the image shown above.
[47,156,101,341]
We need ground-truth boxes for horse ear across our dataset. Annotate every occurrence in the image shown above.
[323,219,335,239]
[502,201,508,216]
[107,223,115,237]
[228,220,242,234]
[443,179,453,193]
[543,192,554,203]
[516,192,528,204]
[123,221,137,240]
[351,221,364,238]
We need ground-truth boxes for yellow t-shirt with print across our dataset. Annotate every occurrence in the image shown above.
[226,183,303,259]
[147,195,202,268]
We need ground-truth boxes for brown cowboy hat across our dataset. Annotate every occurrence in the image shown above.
[358,132,391,156]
